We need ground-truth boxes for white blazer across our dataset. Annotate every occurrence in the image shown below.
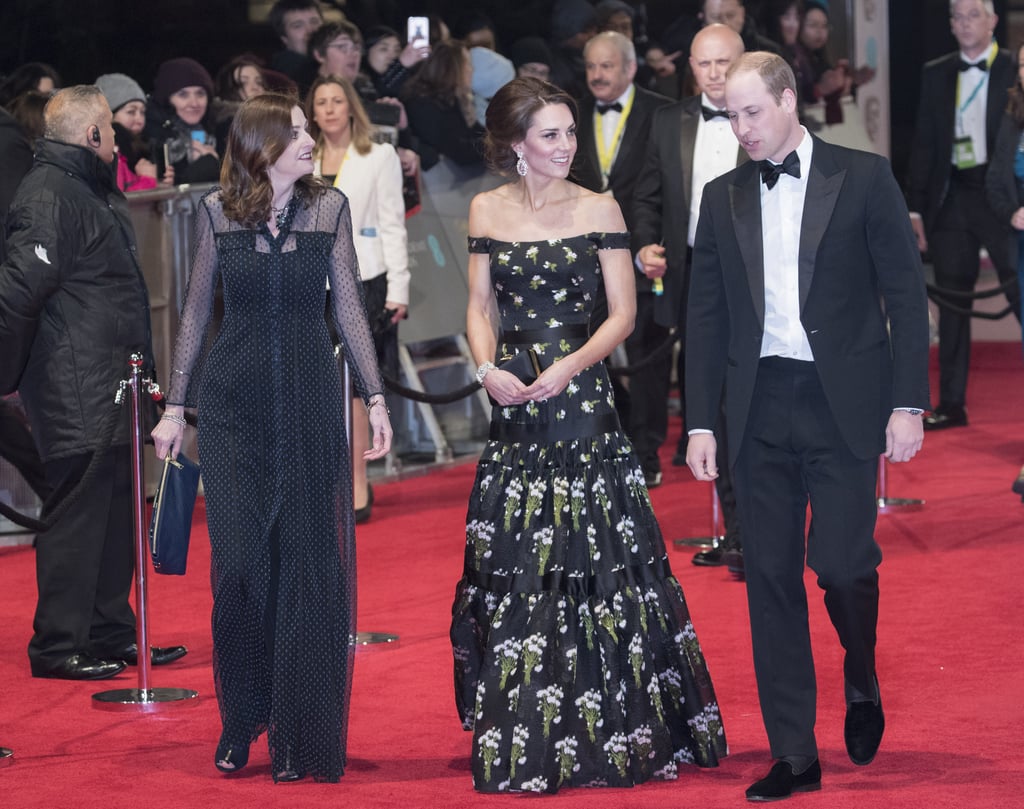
[316,141,410,306]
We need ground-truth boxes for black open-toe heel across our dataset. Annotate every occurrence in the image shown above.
[274,749,305,783]
[215,740,250,773]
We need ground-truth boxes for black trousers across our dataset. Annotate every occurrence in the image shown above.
[732,358,880,760]
[28,446,136,670]
[929,176,1022,407]
[623,290,672,475]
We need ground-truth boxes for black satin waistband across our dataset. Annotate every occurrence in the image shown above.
[464,556,676,600]
[489,412,620,443]
[501,323,590,344]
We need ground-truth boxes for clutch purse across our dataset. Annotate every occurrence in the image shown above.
[149,453,200,576]
[498,348,542,385]
[487,349,543,406]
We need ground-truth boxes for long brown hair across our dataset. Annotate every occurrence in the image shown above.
[402,39,469,108]
[220,92,323,227]
[1007,44,1024,126]
[483,77,577,177]
[306,74,374,157]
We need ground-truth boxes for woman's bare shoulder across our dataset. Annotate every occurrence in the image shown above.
[573,186,627,232]
[469,183,518,232]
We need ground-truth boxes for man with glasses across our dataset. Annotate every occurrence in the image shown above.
[310,20,364,82]
[907,0,1021,430]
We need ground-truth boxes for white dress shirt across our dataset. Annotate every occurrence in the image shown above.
[760,127,815,361]
[954,41,995,167]
[689,93,741,247]
[595,84,635,184]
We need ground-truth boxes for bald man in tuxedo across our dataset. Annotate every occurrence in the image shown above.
[633,23,747,572]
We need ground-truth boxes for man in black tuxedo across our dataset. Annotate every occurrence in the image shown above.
[633,23,747,572]
[686,53,930,800]
[907,0,1021,430]
[573,30,671,488]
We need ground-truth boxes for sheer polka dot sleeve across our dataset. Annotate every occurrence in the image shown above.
[166,192,221,406]
[324,190,384,403]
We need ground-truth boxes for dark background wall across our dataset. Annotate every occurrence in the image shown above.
[0,0,1016,187]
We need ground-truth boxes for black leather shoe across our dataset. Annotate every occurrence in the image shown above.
[0,747,14,768]
[644,470,663,489]
[671,437,687,467]
[923,404,967,431]
[215,739,250,774]
[746,760,822,802]
[724,546,745,578]
[1012,466,1024,497]
[692,545,726,566]
[105,643,189,666]
[31,653,126,680]
[845,694,885,765]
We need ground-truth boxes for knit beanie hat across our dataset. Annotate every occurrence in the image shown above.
[551,0,598,43]
[95,73,146,113]
[153,58,214,106]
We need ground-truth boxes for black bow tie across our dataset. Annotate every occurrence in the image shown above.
[759,151,801,189]
[958,58,987,72]
[701,105,729,121]
[596,102,623,115]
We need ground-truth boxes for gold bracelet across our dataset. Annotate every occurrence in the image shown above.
[368,397,390,415]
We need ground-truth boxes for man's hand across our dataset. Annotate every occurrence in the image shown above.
[885,410,924,463]
[1010,206,1024,231]
[686,433,719,481]
[637,243,667,279]
[909,216,928,253]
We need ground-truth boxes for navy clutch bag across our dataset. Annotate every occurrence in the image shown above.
[149,453,200,575]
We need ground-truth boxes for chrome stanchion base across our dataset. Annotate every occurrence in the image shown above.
[877,496,925,513]
[92,687,199,713]
[0,747,13,768]
[672,535,722,549]
[355,631,400,650]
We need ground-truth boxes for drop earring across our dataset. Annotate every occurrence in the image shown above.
[515,150,528,177]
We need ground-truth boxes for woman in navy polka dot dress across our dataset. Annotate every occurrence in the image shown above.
[152,93,392,783]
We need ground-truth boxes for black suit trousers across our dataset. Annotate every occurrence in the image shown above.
[623,289,672,473]
[733,358,881,759]
[28,446,136,669]
[929,177,1021,407]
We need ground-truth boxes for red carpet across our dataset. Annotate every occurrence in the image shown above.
[1,343,1022,808]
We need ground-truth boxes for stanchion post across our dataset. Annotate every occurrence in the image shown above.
[339,354,399,651]
[876,455,925,512]
[93,354,198,711]
[673,484,724,549]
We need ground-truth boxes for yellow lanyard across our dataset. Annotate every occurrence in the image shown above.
[331,146,351,188]
[595,89,635,180]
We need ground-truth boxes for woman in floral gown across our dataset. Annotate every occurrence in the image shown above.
[450,77,727,794]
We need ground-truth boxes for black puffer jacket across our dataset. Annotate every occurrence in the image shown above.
[0,138,153,460]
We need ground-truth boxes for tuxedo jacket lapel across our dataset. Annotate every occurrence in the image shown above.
[729,163,765,329]
[799,139,845,310]
[678,99,700,203]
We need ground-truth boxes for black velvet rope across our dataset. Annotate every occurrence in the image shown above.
[926,278,1020,319]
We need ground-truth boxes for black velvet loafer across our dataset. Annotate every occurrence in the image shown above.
[746,760,822,802]
[845,695,885,765]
